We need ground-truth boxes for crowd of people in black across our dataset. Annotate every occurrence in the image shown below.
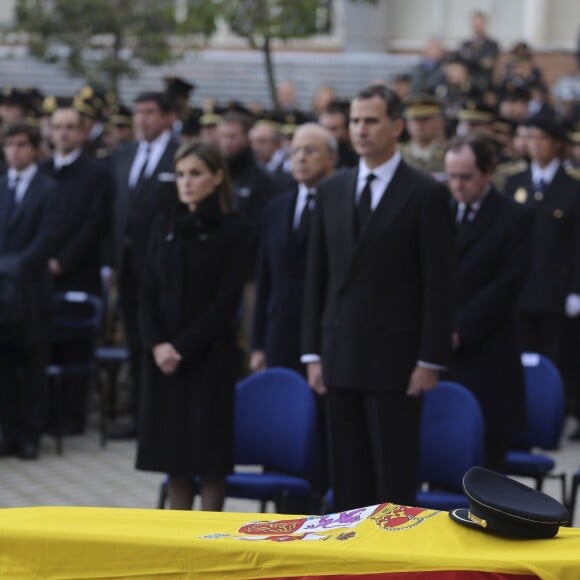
[0,9,579,513]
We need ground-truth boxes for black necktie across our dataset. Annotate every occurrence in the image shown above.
[133,145,151,190]
[6,176,20,221]
[297,191,315,242]
[356,173,375,237]
[535,178,546,192]
[457,204,475,237]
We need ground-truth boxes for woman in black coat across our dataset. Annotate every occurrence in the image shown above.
[136,141,251,511]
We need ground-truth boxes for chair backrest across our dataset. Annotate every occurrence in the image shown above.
[234,367,317,476]
[51,292,103,343]
[419,380,484,490]
[512,352,565,451]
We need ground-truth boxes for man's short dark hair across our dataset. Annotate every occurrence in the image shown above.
[2,122,41,149]
[446,134,498,174]
[133,91,174,113]
[354,85,404,121]
[321,100,349,125]
[219,111,254,135]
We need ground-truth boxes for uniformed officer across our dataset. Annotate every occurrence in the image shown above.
[503,112,580,414]
[399,94,446,176]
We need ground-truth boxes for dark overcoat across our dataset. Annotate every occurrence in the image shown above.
[136,196,251,477]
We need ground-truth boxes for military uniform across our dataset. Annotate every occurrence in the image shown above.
[399,141,446,174]
[400,94,446,176]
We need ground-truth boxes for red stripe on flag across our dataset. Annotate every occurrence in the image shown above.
[263,572,539,580]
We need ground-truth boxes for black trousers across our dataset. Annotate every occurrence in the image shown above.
[0,341,49,445]
[326,387,423,512]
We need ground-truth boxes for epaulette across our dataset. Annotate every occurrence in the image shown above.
[564,165,580,181]
[496,159,528,176]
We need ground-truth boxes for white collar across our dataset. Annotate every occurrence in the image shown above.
[54,148,82,169]
[358,151,402,186]
[531,158,560,186]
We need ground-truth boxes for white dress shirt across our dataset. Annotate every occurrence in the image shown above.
[531,158,560,189]
[355,151,402,210]
[7,164,38,205]
[293,183,316,229]
[128,130,172,188]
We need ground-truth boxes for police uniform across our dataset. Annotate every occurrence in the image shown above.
[503,114,580,398]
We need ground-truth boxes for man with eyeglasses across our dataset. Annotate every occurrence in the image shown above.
[251,123,337,508]
[40,104,113,435]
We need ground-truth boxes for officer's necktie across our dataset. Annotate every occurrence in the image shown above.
[355,173,375,237]
[535,178,546,193]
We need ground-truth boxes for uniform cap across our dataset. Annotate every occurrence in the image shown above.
[449,466,569,539]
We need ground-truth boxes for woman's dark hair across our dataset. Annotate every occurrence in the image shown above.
[174,140,234,212]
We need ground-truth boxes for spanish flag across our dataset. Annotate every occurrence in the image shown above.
[0,503,578,578]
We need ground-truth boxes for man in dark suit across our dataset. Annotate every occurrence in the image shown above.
[444,134,534,472]
[251,123,337,374]
[0,122,62,459]
[111,92,180,438]
[251,124,337,503]
[301,85,455,511]
[40,105,112,434]
[503,112,580,432]
[216,110,282,365]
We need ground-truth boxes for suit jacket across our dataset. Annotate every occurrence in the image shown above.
[0,170,62,343]
[302,161,455,391]
[40,153,112,294]
[445,188,534,432]
[252,188,309,372]
[112,137,180,281]
[503,164,580,312]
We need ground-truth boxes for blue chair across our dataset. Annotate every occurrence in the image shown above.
[321,381,484,514]
[416,380,485,510]
[504,353,566,500]
[46,291,104,454]
[158,367,317,512]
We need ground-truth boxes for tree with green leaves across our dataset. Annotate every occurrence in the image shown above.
[14,0,375,108]
[14,0,218,94]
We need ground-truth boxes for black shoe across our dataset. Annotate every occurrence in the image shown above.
[0,439,19,457]
[19,442,39,460]
[108,424,137,440]
[569,425,580,441]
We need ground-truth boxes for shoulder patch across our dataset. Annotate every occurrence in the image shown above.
[564,165,580,181]
[496,159,528,176]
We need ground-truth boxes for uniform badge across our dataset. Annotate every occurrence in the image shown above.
[534,191,544,201]
[553,209,564,219]
[514,187,527,204]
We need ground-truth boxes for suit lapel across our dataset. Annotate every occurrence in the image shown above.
[0,178,11,250]
[340,162,415,289]
[457,189,499,253]
[8,174,39,229]
[134,139,176,198]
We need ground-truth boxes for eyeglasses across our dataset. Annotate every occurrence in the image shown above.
[290,145,323,158]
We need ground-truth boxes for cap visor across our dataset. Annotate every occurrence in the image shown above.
[449,508,481,530]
